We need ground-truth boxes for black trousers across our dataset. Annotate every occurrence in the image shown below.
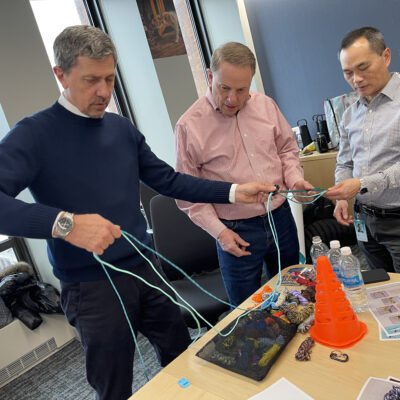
[60,257,191,400]
[355,204,400,273]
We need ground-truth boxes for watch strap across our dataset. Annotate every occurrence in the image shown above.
[359,178,368,195]
[52,211,64,237]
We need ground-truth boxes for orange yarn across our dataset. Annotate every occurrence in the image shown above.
[251,285,273,303]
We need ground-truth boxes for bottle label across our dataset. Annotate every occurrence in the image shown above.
[342,274,363,288]
[332,264,341,280]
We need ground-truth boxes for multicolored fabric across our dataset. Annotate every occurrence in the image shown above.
[196,309,297,381]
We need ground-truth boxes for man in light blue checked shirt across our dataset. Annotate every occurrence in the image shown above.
[326,27,400,273]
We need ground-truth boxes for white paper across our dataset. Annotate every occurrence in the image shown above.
[248,377,314,400]
[366,282,400,336]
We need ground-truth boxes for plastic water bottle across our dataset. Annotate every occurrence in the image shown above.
[310,236,329,269]
[339,247,369,313]
[327,240,342,282]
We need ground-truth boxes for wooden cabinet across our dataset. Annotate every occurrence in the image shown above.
[300,151,338,190]
[299,150,354,215]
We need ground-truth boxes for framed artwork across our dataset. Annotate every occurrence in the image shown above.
[137,0,186,59]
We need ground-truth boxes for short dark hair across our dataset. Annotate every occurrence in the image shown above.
[340,26,386,56]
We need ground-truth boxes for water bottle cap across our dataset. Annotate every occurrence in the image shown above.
[330,240,340,249]
[312,236,322,244]
[340,246,352,256]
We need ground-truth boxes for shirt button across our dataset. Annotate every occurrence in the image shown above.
[244,134,247,137]
[364,147,368,151]
[369,110,372,113]
[374,187,378,191]
[362,166,366,170]
[257,173,261,177]
[251,153,254,157]
[365,128,369,132]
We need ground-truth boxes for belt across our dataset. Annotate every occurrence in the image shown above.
[220,201,288,223]
[357,202,400,218]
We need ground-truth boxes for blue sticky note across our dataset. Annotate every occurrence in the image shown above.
[178,378,190,388]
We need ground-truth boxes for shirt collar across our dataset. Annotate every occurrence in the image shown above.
[58,93,90,118]
[206,88,219,111]
[380,72,400,101]
[358,72,400,105]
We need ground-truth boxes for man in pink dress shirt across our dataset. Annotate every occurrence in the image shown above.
[175,42,313,306]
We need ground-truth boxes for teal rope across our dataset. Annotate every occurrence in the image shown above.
[93,187,327,381]
[98,261,150,381]
[94,254,202,341]
[279,187,325,193]
[95,238,253,340]
[279,188,327,205]
[123,231,239,311]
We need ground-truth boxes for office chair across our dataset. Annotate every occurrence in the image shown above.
[149,194,229,328]
[139,182,158,231]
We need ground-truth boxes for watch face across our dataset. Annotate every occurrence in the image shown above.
[58,217,73,232]
[55,213,74,239]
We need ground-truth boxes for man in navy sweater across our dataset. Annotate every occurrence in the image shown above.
[0,26,275,399]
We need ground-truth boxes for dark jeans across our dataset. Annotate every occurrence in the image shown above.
[60,257,191,400]
[355,203,400,273]
[217,200,299,306]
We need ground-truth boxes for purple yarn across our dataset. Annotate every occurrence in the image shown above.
[290,289,309,306]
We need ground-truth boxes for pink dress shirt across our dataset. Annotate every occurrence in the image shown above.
[175,89,304,239]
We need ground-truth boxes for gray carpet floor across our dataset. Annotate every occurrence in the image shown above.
[0,333,163,400]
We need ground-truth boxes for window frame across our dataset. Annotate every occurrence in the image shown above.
[0,237,39,279]
[187,0,212,72]
[83,0,137,125]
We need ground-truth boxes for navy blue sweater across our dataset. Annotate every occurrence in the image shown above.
[0,102,231,282]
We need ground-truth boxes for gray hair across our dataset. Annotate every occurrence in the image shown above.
[53,25,117,72]
[340,26,386,56]
[210,42,256,76]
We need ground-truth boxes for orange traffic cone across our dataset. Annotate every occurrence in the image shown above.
[310,256,367,348]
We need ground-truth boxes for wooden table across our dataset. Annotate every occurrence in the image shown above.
[130,267,400,400]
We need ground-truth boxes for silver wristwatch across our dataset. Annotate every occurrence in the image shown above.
[54,212,74,239]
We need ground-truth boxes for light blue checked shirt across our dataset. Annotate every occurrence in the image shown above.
[335,72,400,208]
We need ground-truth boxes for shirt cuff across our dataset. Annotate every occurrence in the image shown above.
[229,184,237,203]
